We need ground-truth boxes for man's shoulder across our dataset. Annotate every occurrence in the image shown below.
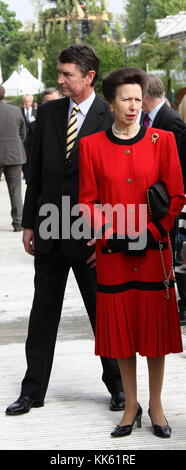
[1,102,22,116]
[93,94,110,111]
[41,97,67,110]
[158,102,182,120]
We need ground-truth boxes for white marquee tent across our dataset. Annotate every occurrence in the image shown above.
[2,67,44,97]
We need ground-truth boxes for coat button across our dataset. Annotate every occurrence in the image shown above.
[133,267,139,272]
[125,149,131,155]
[126,178,132,183]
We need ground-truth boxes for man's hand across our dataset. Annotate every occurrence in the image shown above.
[86,238,96,268]
[22,228,35,256]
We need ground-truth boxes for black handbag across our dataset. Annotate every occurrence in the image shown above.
[147,181,169,220]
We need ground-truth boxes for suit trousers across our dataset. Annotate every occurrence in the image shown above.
[0,165,23,227]
[21,243,123,401]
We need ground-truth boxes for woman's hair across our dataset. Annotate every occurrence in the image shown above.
[178,94,186,123]
[102,67,149,102]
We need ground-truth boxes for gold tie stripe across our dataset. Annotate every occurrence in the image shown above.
[66,105,79,159]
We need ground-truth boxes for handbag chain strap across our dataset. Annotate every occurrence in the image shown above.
[159,234,174,300]
[146,189,152,217]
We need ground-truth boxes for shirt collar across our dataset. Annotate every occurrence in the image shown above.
[69,90,95,116]
[148,99,165,123]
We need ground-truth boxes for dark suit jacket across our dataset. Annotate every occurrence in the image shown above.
[22,95,114,257]
[21,106,37,125]
[152,102,186,148]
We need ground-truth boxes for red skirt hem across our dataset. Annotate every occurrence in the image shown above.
[95,288,183,358]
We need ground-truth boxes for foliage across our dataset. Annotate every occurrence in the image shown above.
[86,34,125,94]
[125,0,186,41]
[0,31,45,81]
[125,34,185,97]
[0,0,22,43]
[42,23,70,87]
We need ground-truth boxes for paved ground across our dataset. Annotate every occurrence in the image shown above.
[0,179,186,454]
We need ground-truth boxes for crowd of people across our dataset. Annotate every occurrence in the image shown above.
[0,44,185,439]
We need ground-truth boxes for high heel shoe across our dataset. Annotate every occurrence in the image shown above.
[148,409,171,438]
[111,403,142,437]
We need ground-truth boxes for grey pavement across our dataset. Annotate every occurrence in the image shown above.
[0,178,186,451]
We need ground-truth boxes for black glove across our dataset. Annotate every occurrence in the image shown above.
[107,233,139,253]
[107,230,155,255]
[127,229,156,255]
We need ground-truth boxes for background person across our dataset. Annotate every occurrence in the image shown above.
[41,87,60,103]
[25,88,60,183]
[21,94,37,182]
[79,67,185,438]
[142,74,186,325]
[0,85,26,231]
[6,45,124,417]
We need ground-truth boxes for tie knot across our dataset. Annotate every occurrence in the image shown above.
[72,105,79,114]
[143,113,151,127]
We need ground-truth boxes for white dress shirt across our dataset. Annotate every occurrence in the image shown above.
[148,99,165,126]
[68,91,96,134]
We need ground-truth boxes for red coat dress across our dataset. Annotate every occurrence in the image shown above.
[79,126,185,358]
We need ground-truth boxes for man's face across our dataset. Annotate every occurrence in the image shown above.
[57,62,95,103]
[24,96,33,108]
[42,91,59,103]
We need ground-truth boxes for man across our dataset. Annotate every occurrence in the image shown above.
[142,74,186,147]
[21,94,37,182]
[142,74,186,325]
[41,87,60,103]
[22,94,37,123]
[0,85,26,231]
[6,45,124,416]
[24,88,60,181]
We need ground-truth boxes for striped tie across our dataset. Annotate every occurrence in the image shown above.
[66,105,79,159]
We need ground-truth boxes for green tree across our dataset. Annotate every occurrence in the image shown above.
[42,23,70,87]
[126,34,184,98]
[0,0,22,43]
[125,0,186,41]
[86,35,125,94]
[1,31,45,80]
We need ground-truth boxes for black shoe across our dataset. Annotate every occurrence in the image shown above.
[110,392,125,411]
[13,224,22,232]
[148,409,171,438]
[6,396,44,415]
[111,403,142,437]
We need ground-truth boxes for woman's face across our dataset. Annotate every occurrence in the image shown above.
[111,83,142,127]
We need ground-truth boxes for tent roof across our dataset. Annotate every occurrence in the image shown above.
[2,67,44,97]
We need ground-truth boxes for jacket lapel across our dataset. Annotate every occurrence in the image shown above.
[52,97,69,157]
[70,95,106,156]
[152,103,166,128]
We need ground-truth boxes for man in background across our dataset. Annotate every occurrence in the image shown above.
[22,94,37,123]
[24,88,60,182]
[21,94,37,182]
[142,74,186,324]
[41,87,60,103]
[0,85,26,231]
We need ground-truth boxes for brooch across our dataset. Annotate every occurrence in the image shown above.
[151,133,159,144]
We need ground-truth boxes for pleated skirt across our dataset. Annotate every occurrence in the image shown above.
[95,243,183,358]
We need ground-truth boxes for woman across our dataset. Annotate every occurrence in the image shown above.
[79,67,185,438]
